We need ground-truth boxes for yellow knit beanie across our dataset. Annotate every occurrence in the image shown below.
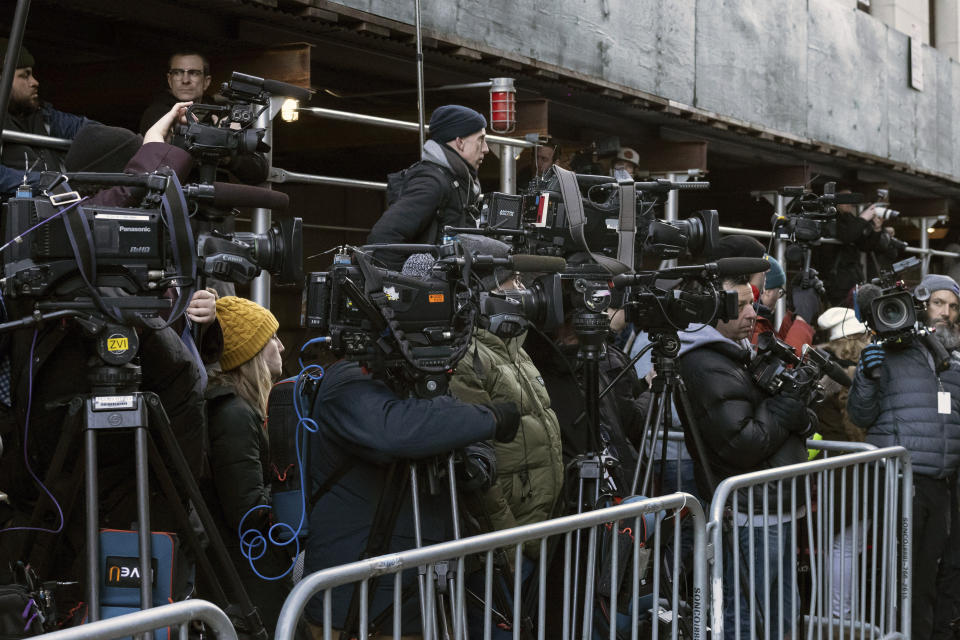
[216,296,279,371]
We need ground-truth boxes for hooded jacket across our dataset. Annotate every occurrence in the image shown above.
[368,139,481,267]
[677,324,810,510]
[847,339,960,479]
[448,329,563,551]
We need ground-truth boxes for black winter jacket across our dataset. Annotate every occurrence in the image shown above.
[677,325,810,511]
[847,339,960,479]
[367,139,481,268]
[304,360,497,631]
[204,382,292,636]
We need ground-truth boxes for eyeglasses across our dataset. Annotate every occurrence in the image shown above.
[168,68,206,80]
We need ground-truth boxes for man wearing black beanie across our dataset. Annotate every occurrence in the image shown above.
[368,104,489,268]
[0,38,95,197]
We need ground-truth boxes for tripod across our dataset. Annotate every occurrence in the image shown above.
[13,313,267,639]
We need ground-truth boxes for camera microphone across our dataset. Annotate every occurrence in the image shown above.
[507,254,567,273]
[184,182,290,211]
[811,347,853,387]
[855,283,884,324]
[230,71,313,102]
[714,257,771,278]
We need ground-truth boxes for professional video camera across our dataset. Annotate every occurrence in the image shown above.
[302,243,566,395]
[610,258,769,332]
[749,332,850,402]
[477,167,718,263]
[171,71,312,185]
[855,256,924,341]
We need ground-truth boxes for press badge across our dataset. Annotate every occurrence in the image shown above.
[938,391,951,414]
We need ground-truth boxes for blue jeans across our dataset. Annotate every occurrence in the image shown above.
[722,520,798,640]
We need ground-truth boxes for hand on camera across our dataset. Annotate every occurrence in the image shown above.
[486,401,521,443]
[459,442,498,492]
[767,390,811,432]
[858,344,885,380]
[144,101,194,144]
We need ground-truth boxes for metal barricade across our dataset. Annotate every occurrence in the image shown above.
[277,493,707,640]
[707,446,912,640]
[806,438,879,459]
[32,600,237,640]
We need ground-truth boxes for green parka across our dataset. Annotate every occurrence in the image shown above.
[449,329,564,546]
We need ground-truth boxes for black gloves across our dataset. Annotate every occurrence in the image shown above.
[766,391,811,433]
[485,401,521,443]
[459,442,497,492]
[858,344,885,380]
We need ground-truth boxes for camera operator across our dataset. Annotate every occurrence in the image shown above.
[812,195,901,308]
[446,237,564,544]
[367,105,488,269]
[847,273,960,640]
[302,352,520,635]
[677,274,815,640]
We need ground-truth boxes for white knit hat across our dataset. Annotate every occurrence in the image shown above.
[817,306,867,341]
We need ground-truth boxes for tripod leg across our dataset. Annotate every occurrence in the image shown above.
[409,463,431,638]
[144,436,231,606]
[144,394,267,640]
[641,385,672,497]
[631,389,665,496]
[84,426,100,622]
[134,426,153,617]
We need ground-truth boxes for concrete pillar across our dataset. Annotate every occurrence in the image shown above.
[934,0,960,58]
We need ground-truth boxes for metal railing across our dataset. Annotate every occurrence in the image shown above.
[707,446,912,640]
[32,600,237,640]
[276,492,707,640]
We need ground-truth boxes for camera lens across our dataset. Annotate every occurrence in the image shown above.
[876,297,909,327]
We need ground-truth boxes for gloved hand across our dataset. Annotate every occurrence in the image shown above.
[858,344,885,380]
[459,442,497,492]
[485,401,521,443]
[766,391,810,432]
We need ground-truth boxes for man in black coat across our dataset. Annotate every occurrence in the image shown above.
[677,275,814,640]
[368,105,488,268]
[303,358,519,636]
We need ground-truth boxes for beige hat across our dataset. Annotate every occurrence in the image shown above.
[817,306,867,341]
[616,147,639,165]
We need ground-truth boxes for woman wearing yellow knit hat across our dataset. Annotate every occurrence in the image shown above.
[202,296,289,636]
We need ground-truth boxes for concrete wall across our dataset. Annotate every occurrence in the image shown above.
[339,0,960,183]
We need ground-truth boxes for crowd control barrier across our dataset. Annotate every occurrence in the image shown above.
[31,600,237,640]
[277,493,707,640]
[706,446,912,640]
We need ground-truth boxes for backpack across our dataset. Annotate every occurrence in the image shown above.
[385,160,464,243]
[266,377,317,541]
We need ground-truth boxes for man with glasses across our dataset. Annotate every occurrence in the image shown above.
[138,51,212,134]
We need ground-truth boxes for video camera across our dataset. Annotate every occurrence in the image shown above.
[856,256,922,341]
[171,71,312,185]
[302,243,566,395]
[611,258,769,332]
[478,167,718,263]
[749,331,850,399]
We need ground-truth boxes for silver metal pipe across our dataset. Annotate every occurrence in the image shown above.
[250,101,274,307]
[269,167,387,190]
[1,129,71,150]
[414,0,426,151]
[35,600,237,640]
[499,143,516,194]
[920,216,930,276]
[297,106,535,148]
[774,195,787,328]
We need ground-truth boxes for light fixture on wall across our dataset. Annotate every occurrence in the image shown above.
[489,77,516,134]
